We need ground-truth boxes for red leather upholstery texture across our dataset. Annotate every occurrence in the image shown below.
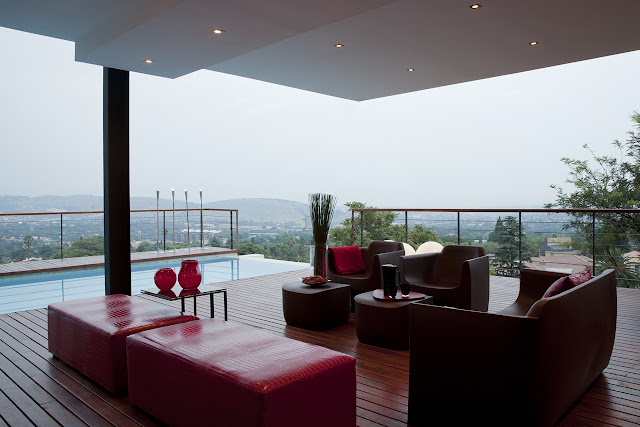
[127,318,356,426]
[48,294,198,395]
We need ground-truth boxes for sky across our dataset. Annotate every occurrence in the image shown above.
[1,26,640,209]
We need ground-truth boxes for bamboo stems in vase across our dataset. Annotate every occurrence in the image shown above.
[309,193,337,277]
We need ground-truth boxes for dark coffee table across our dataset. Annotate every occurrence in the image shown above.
[282,281,351,330]
[141,284,227,320]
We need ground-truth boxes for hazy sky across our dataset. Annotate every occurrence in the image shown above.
[1,26,639,209]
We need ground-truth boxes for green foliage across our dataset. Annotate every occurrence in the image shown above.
[38,244,56,259]
[136,241,156,252]
[546,113,640,288]
[484,216,534,277]
[329,202,440,249]
[23,235,34,257]
[65,236,104,258]
[330,202,396,246]
[238,234,308,263]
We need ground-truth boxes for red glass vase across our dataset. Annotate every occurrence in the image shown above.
[178,260,202,290]
[154,268,177,291]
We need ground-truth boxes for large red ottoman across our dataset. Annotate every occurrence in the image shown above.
[127,318,356,427]
[48,294,198,395]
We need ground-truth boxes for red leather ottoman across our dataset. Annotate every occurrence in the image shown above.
[127,318,356,427]
[48,294,198,395]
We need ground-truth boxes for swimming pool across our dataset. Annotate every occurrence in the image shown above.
[0,256,308,314]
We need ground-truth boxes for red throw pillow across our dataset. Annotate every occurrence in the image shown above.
[542,276,572,298]
[567,270,592,286]
[329,246,366,275]
[542,270,592,298]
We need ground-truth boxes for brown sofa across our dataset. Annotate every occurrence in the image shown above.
[401,244,490,311]
[408,268,617,426]
[325,240,404,292]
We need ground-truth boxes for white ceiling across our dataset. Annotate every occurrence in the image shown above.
[1,0,640,101]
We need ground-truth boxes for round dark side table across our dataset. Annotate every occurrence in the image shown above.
[354,290,433,350]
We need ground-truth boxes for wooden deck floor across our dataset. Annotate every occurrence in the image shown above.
[0,271,639,426]
[0,247,237,277]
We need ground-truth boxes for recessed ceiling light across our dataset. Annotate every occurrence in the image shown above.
[334,43,344,48]
[407,68,416,72]
[212,28,224,34]
[144,59,153,64]
[529,41,539,46]
[470,4,481,9]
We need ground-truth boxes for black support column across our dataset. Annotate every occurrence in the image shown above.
[103,67,131,295]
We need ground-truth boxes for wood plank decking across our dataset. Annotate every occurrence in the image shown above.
[0,247,237,277]
[0,271,639,426]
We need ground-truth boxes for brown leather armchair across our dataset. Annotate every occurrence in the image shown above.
[400,244,489,311]
[408,268,617,426]
[325,240,404,293]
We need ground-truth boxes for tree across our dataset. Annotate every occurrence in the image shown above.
[23,235,34,258]
[136,241,155,252]
[546,113,640,287]
[38,244,56,259]
[209,236,223,247]
[65,236,104,258]
[329,201,440,248]
[485,216,534,277]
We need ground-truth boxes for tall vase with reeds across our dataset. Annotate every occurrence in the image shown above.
[309,193,336,277]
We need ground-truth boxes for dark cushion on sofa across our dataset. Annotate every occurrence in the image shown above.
[329,245,366,274]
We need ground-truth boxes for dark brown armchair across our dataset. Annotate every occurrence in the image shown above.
[325,240,404,293]
[400,244,489,311]
[407,268,617,426]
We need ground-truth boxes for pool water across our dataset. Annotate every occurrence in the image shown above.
[0,256,308,314]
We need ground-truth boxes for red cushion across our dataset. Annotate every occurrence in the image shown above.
[542,270,593,298]
[542,276,572,298]
[127,319,356,426]
[48,294,198,394]
[567,269,592,286]
[330,246,366,275]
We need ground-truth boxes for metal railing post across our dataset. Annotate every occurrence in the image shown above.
[518,211,522,273]
[405,211,408,243]
[60,213,64,259]
[229,211,233,249]
[457,212,461,244]
[236,211,239,251]
[350,210,355,246]
[592,212,596,273]
[163,211,166,251]
[360,211,364,246]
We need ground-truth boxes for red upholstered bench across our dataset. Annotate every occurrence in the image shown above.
[127,318,356,426]
[48,294,198,395]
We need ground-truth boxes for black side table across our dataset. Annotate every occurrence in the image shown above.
[141,284,227,320]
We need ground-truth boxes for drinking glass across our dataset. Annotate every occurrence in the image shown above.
[400,282,411,298]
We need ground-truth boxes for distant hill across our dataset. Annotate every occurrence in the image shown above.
[0,195,104,213]
[0,195,338,225]
[206,198,308,224]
